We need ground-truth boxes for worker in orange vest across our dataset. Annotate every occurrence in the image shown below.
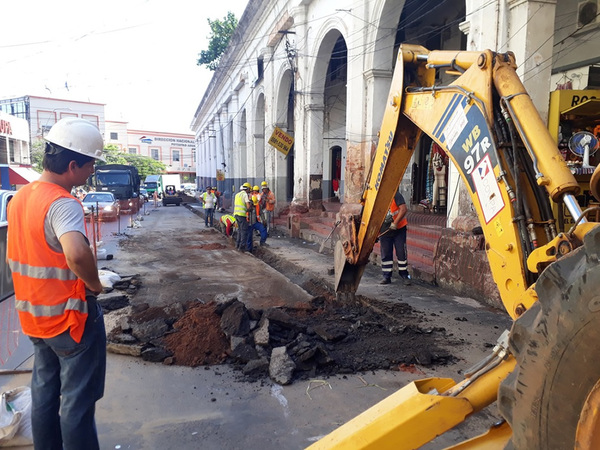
[260,181,276,233]
[247,185,268,252]
[7,118,107,449]
[379,190,411,286]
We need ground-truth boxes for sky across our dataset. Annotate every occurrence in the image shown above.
[1,0,249,134]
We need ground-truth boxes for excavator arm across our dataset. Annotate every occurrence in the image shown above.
[324,44,600,449]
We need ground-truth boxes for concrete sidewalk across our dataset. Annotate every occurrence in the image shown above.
[1,202,511,449]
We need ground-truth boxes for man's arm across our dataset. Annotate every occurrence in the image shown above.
[394,203,407,227]
[59,231,103,294]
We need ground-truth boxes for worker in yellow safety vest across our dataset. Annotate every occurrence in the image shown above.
[220,214,237,237]
[234,183,252,252]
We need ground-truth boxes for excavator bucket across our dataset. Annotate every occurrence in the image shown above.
[334,240,365,294]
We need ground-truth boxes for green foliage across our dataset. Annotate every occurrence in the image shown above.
[30,140,45,173]
[97,144,167,179]
[196,12,238,71]
[28,142,167,180]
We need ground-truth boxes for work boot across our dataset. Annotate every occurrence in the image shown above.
[260,241,269,247]
[399,271,411,286]
[379,277,391,285]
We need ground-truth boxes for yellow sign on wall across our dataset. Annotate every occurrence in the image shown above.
[268,127,294,156]
[216,169,225,181]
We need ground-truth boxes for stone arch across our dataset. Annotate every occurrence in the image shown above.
[305,25,348,207]
[273,67,294,202]
[237,108,248,188]
[254,92,266,184]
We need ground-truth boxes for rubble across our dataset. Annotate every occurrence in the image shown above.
[104,278,456,385]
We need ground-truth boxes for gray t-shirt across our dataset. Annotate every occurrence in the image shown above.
[45,197,87,252]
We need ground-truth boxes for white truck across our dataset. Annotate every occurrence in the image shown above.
[158,174,182,206]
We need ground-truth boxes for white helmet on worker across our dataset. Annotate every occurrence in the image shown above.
[45,117,106,161]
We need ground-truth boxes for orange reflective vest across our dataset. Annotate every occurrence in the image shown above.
[7,181,89,343]
[391,198,408,229]
[263,190,275,211]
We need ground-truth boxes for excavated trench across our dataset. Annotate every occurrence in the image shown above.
[102,213,459,385]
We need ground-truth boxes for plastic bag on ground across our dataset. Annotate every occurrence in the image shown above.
[0,386,33,447]
[99,269,121,289]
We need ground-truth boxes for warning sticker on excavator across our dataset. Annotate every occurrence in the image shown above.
[471,154,505,223]
[444,105,468,150]
[434,93,500,194]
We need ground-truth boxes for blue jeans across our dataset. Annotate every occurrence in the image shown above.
[29,297,106,450]
[247,222,267,251]
[235,215,248,251]
[204,207,215,226]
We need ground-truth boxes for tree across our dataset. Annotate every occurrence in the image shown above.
[30,140,45,173]
[29,142,166,179]
[196,12,238,71]
[99,144,167,179]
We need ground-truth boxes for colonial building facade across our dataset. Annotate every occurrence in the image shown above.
[191,0,599,222]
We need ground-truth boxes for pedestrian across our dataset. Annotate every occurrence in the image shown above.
[200,186,217,227]
[234,182,252,252]
[220,213,237,237]
[7,117,107,450]
[247,185,268,252]
[379,190,411,285]
[260,181,276,233]
[212,186,224,212]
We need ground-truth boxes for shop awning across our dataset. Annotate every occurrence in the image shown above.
[9,166,40,185]
[561,98,600,116]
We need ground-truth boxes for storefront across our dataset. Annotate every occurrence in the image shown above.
[0,112,36,190]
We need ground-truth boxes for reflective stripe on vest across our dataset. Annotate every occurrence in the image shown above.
[390,199,408,229]
[7,181,88,342]
[15,297,88,316]
[8,260,78,281]
[234,191,247,216]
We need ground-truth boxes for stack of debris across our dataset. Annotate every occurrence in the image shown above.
[104,289,455,386]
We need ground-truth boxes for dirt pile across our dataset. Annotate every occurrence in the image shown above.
[105,291,455,385]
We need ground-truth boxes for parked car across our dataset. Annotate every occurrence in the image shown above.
[81,192,120,221]
[139,188,149,201]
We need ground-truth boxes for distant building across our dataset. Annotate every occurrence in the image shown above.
[0,96,196,183]
[105,121,196,183]
[0,112,39,190]
[0,95,105,143]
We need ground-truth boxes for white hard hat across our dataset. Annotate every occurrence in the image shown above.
[45,118,106,161]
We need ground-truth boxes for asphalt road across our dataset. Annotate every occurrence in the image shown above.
[1,201,512,449]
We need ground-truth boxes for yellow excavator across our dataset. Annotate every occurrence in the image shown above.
[310,45,600,449]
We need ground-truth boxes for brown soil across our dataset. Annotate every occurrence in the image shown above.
[163,302,229,366]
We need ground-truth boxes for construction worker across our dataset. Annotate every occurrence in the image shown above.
[234,183,252,252]
[7,118,107,449]
[247,185,268,252]
[379,190,411,285]
[260,181,276,233]
[212,186,224,212]
[220,213,237,238]
[200,186,217,227]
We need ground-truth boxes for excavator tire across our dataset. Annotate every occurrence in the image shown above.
[498,225,600,449]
